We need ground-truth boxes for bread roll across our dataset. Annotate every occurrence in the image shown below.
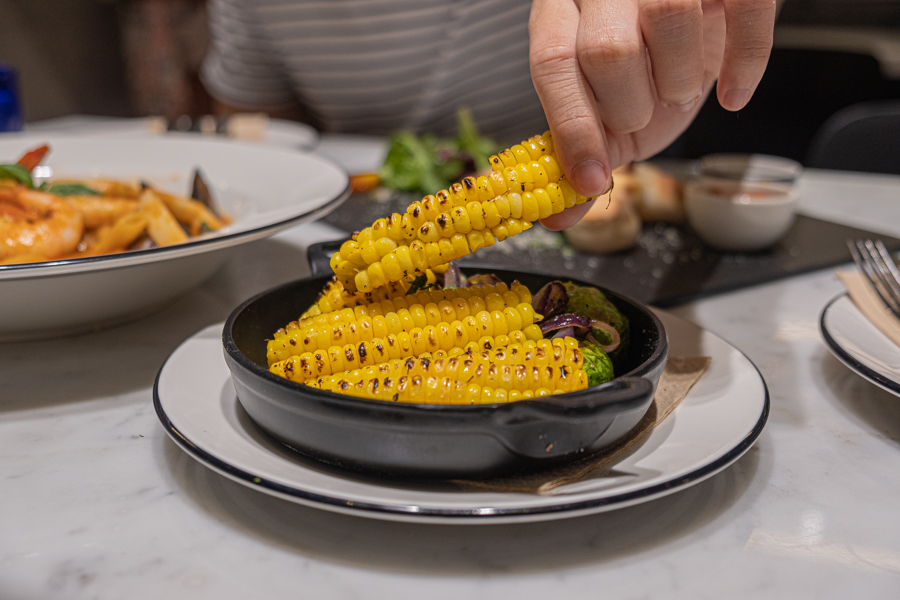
[632,162,685,223]
[564,195,642,254]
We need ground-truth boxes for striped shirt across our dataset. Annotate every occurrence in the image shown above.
[201,0,548,144]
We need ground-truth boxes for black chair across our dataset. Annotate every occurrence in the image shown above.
[806,100,900,175]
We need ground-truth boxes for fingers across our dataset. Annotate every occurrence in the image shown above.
[717,0,777,110]
[540,200,595,231]
[639,0,705,112]
[530,0,612,197]
[577,0,655,134]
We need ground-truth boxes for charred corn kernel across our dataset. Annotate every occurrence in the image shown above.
[312,354,589,402]
[435,212,455,237]
[418,222,441,244]
[461,176,478,201]
[407,201,425,228]
[421,196,440,222]
[476,176,494,202]
[448,182,467,206]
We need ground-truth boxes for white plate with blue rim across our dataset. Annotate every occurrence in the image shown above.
[154,309,769,524]
[0,134,348,341]
[820,293,900,396]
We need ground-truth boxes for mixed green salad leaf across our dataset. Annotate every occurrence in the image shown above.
[563,281,630,359]
[379,108,501,196]
[580,342,615,386]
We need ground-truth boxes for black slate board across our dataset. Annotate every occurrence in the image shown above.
[322,193,900,307]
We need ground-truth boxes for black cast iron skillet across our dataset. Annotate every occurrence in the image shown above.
[223,241,668,479]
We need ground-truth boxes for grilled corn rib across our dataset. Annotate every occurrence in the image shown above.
[330,132,602,295]
[268,329,546,382]
[266,131,616,404]
[307,338,589,404]
[287,281,531,335]
[269,282,536,363]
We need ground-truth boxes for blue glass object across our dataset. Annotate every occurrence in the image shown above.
[0,65,23,132]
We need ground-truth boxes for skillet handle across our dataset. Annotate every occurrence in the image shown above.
[527,376,654,415]
[307,239,348,278]
[490,376,656,459]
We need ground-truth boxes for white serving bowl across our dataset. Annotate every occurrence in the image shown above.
[699,153,802,184]
[684,176,798,252]
[0,134,349,341]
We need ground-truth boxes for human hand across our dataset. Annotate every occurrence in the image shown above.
[530,0,777,230]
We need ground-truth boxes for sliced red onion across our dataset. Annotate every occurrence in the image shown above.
[532,281,568,320]
[539,313,592,336]
[443,262,463,288]
[551,326,575,339]
[586,319,621,353]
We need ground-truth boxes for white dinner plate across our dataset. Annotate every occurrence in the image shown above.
[23,115,319,151]
[0,134,349,340]
[820,293,900,396]
[154,310,769,524]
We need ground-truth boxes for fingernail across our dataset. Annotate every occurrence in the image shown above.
[723,89,750,111]
[571,160,609,197]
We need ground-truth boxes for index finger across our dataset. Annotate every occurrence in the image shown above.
[529,0,612,199]
[717,0,777,110]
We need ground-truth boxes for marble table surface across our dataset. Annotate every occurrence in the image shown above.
[2,136,900,598]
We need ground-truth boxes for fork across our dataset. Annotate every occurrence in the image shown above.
[847,239,900,314]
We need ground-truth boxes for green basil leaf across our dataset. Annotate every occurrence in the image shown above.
[405,274,436,296]
[39,183,102,196]
[0,164,33,188]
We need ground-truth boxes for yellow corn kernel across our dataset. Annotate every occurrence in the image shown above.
[476,176,494,202]
[520,192,540,222]
[448,182,467,206]
[515,163,534,192]
[511,144,531,164]
[534,188,553,219]
[467,230,485,252]
[483,201,502,228]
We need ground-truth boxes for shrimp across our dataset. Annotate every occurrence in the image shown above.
[65,195,139,229]
[0,187,84,261]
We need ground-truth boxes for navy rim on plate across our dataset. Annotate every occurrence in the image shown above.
[819,292,900,395]
[152,354,769,519]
